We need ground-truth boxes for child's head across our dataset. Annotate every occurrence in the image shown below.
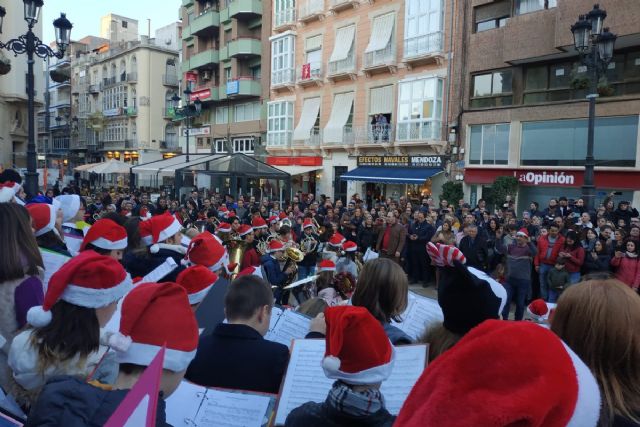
[555,260,566,270]
[297,297,328,318]
[80,218,128,260]
[352,258,408,323]
[224,275,274,336]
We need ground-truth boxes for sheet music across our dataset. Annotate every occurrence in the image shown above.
[391,292,443,340]
[141,257,178,283]
[274,339,427,425]
[165,381,208,427]
[39,248,71,291]
[264,309,311,348]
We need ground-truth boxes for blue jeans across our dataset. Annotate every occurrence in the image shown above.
[297,266,316,280]
[538,264,553,301]
[568,271,581,284]
[502,278,530,321]
[548,288,560,303]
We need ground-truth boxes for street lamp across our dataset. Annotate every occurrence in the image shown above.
[171,88,202,163]
[0,1,72,198]
[570,3,616,214]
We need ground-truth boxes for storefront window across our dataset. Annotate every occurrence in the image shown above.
[469,123,509,165]
[520,116,638,167]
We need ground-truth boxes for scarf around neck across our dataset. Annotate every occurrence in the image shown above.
[626,251,638,258]
[327,380,385,418]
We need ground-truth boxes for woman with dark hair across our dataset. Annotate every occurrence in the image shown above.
[185,199,199,223]
[614,229,628,253]
[557,230,585,284]
[611,240,640,290]
[26,203,71,257]
[581,228,599,253]
[582,239,612,276]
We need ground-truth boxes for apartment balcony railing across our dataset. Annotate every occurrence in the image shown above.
[328,54,356,79]
[52,137,70,152]
[363,44,396,70]
[126,138,138,149]
[299,0,324,22]
[271,68,296,88]
[163,74,179,86]
[221,0,262,23]
[403,32,444,60]
[103,76,117,87]
[126,106,138,117]
[102,140,127,151]
[356,125,394,145]
[126,72,138,83]
[396,120,442,142]
[297,62,323,86]
[160,138,180,150]
[274,8,296,29]
[328,0,358,13]
[88,84,100,94]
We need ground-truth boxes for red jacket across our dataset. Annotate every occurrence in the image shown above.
[610,255,640,288]
[558,245,585,273]
[241,247,261,271]
[535,234,566,267]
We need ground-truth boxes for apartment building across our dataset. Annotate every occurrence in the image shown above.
[100,14,139,44]
[69,37,180,166]
[454,0,640,208]
[265,0,455,202]
[180,0,271,158]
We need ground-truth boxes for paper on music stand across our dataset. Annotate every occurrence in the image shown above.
[274,339,427,425]
[264,309,311,348]
[141,257,178,283]
[391,291,444,340]
[39,248,71,291]
[363,248,379,262]
[283,275,316,290]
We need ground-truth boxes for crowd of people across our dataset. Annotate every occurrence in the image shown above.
[0,167,639,426]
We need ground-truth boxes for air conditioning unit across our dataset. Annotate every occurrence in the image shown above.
[201,70,211,81]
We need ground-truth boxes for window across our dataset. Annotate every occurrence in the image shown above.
[303,35,322,78]
[165,124,178,147]
[274,0,295,28]
[224,67,231,83]
[520,116,637,167]
[271,35,295,86]
[122,21,128,28]
[515,0,556,15]
[397,77,443,141]
[404,0,443,58]
[101,120,128,142]
[215,138,227,153]
[251,65,261,80]
[364,13,395,68]
[234,102,261,122]
[328,25,356,74]
[233,137,255,154]
[267,101,294,147]
[216,106,229,124]
[469,124,510,165]
[470,70,513,108]
[102,85,128,111]
[474,0,510,32]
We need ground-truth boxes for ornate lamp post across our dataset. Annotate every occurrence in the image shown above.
[0,0,72,197]
[171,88,202,163]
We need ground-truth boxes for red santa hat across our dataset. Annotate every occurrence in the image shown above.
[27,250,132,327]
[176,265,218,305]
[322,306,395,385]
[318,259,336,272]
[267,215,278,225]
[328,233,346,247]
[184,231,228,272]
[527,299,551,322]
[427,242,466,267]
[217,222,232,233]
[80,218,128,251]
[395,320,601,427]
[238,224,254,237]
[219,206,228,213]
[302,218,314,229]
[109,282,199,372]
[26,203,58,237]
[267,239,285,253]
[237,266,263,279]
[342,241,357,252]
[226,212,236,219]
[251,216,267,229]
[139,205,152,220]
[0,181,20,203]
[139,213,181,249]
[516,228,529,237]
[278,212,287,220]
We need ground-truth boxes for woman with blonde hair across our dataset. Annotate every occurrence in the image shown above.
[551,279,640,426]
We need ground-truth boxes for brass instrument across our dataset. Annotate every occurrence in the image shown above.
[256,232,278,255]
[228,240,247,279]
[282,246,304,288]
[311,217,325,235]
[92,212,102,221]
[300,235,318,254]
[354,252,364,274]
[279,218,292,228]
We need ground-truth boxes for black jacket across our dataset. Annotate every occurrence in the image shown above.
[122,248,185,282]
[458,235,489,270]
[25,376,169,427]
[357,225,378,252]
[185,323,289,394]
[582,252,611,274]
[285,400,395,427]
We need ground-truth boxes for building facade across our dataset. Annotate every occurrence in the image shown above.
[180,0,271,158]
[100,14,139,44]
[453,0,640,209]
[265,0,455,203]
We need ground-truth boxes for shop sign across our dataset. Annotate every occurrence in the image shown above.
[517,171,576,186]
[226,80,239,95]
[182,126,211,137]
[185,72,198,82]
[357,155,444,168]
[190,88,210,101]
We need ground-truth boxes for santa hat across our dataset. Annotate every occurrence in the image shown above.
[427,242,466,267]
[184,231,228,273]
[395,320,601,427]
[54,195,81,222]
[0,181,20,203]
[278,212,287,220]
[139,213,182,251]
[267,215,278,225]
[342,241,357,252]
[176,265,218,305]
[226,212,236,219]
[26,203,58,237]
[251,216,267,229]
[526,299,550,322]
[217,222,232,233]
[238,224,253,237]
[80,218,128,251]
[139,205,152,220]
[237,266,263,279]
[219,206,228,214]
[109,282,198,372]
[27,250,132,327]
[318,260,336,272]
[302,218,314,229]
[322,306,395,385]
[328,233,346,247]
[516,228,529,237]
[267,239,285,253]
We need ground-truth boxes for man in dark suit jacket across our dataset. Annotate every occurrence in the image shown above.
[376,212,407,264]
[458,225,489,271]
[185,275,290,394]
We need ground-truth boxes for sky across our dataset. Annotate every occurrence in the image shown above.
[42,0,181,44]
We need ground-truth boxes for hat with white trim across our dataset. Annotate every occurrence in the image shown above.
[238,224,253,237]
[267,239,285,253]
[176,265,218,305]
[318,259,336,272]
[27,250,132,327]
[342,241,357,252]
[139,213,182,250]
[0,181,20,203]
[80,218,128,252]
[26,203,58,237]
[328,233,346,247]
[395,320,601,427]
[183,231,228,273]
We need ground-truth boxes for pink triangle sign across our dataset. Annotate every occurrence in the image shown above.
[105,346,165,427]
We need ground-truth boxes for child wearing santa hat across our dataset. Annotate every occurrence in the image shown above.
[55,195,90,256]
[27,282,199,426]
[8,250,132,408]
[238,224,260,272]
[336,240,359,280]
[80,218,128,261]
[285,305,397,426]
[260,239,295,305]
[315,260,341,307]
[176,265,218,311]
[26,203,71,257]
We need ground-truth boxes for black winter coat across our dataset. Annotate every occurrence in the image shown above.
[285,400,395,427]
[458,235,489,270]
[122,247,185,282]
[25,376,169,427]
[357,225,378,252]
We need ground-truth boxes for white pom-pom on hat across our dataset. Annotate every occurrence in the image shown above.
[150,244,160,254]
[107,332,133,352]
[322,355,341,373]
[27,305,52,327]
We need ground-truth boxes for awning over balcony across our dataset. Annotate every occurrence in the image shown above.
[329,24,355,62]
[323,92,354,144]
[369,85,393,115]
[340,167,442,184]
[365,12,395,53]
[293,97,321,141]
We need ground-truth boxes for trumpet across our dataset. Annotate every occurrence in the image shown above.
[311,217,324,235]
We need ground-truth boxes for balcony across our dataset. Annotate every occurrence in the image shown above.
[293,129,322,147]
[160,138,180,151]
[354,125,394,145]
[396,120,442,142]
[221,0,262,23]
[298,0,324,24]
[126,107,138,117]
[327,54,356,82]
[182,0,194,7]
[220,38,261,61]
[102,76,117,88]
[328,0,358,13]
[184,49,220,71]
[271,68,296,91]
[363,44,397,76]
[221,78,261,99]
[402,32,445,68]
[163,74,179,86]
[88,84,100,94]
[273,8,296,31]
[127,72,138,83]
[163,107,176,119]
[190,8,220,37]
[296,62,323,87]
[190,83,220,102]
[102,140,127,151]
[322,127,355,146]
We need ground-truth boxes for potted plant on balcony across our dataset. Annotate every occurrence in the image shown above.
[596,76,614,97]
